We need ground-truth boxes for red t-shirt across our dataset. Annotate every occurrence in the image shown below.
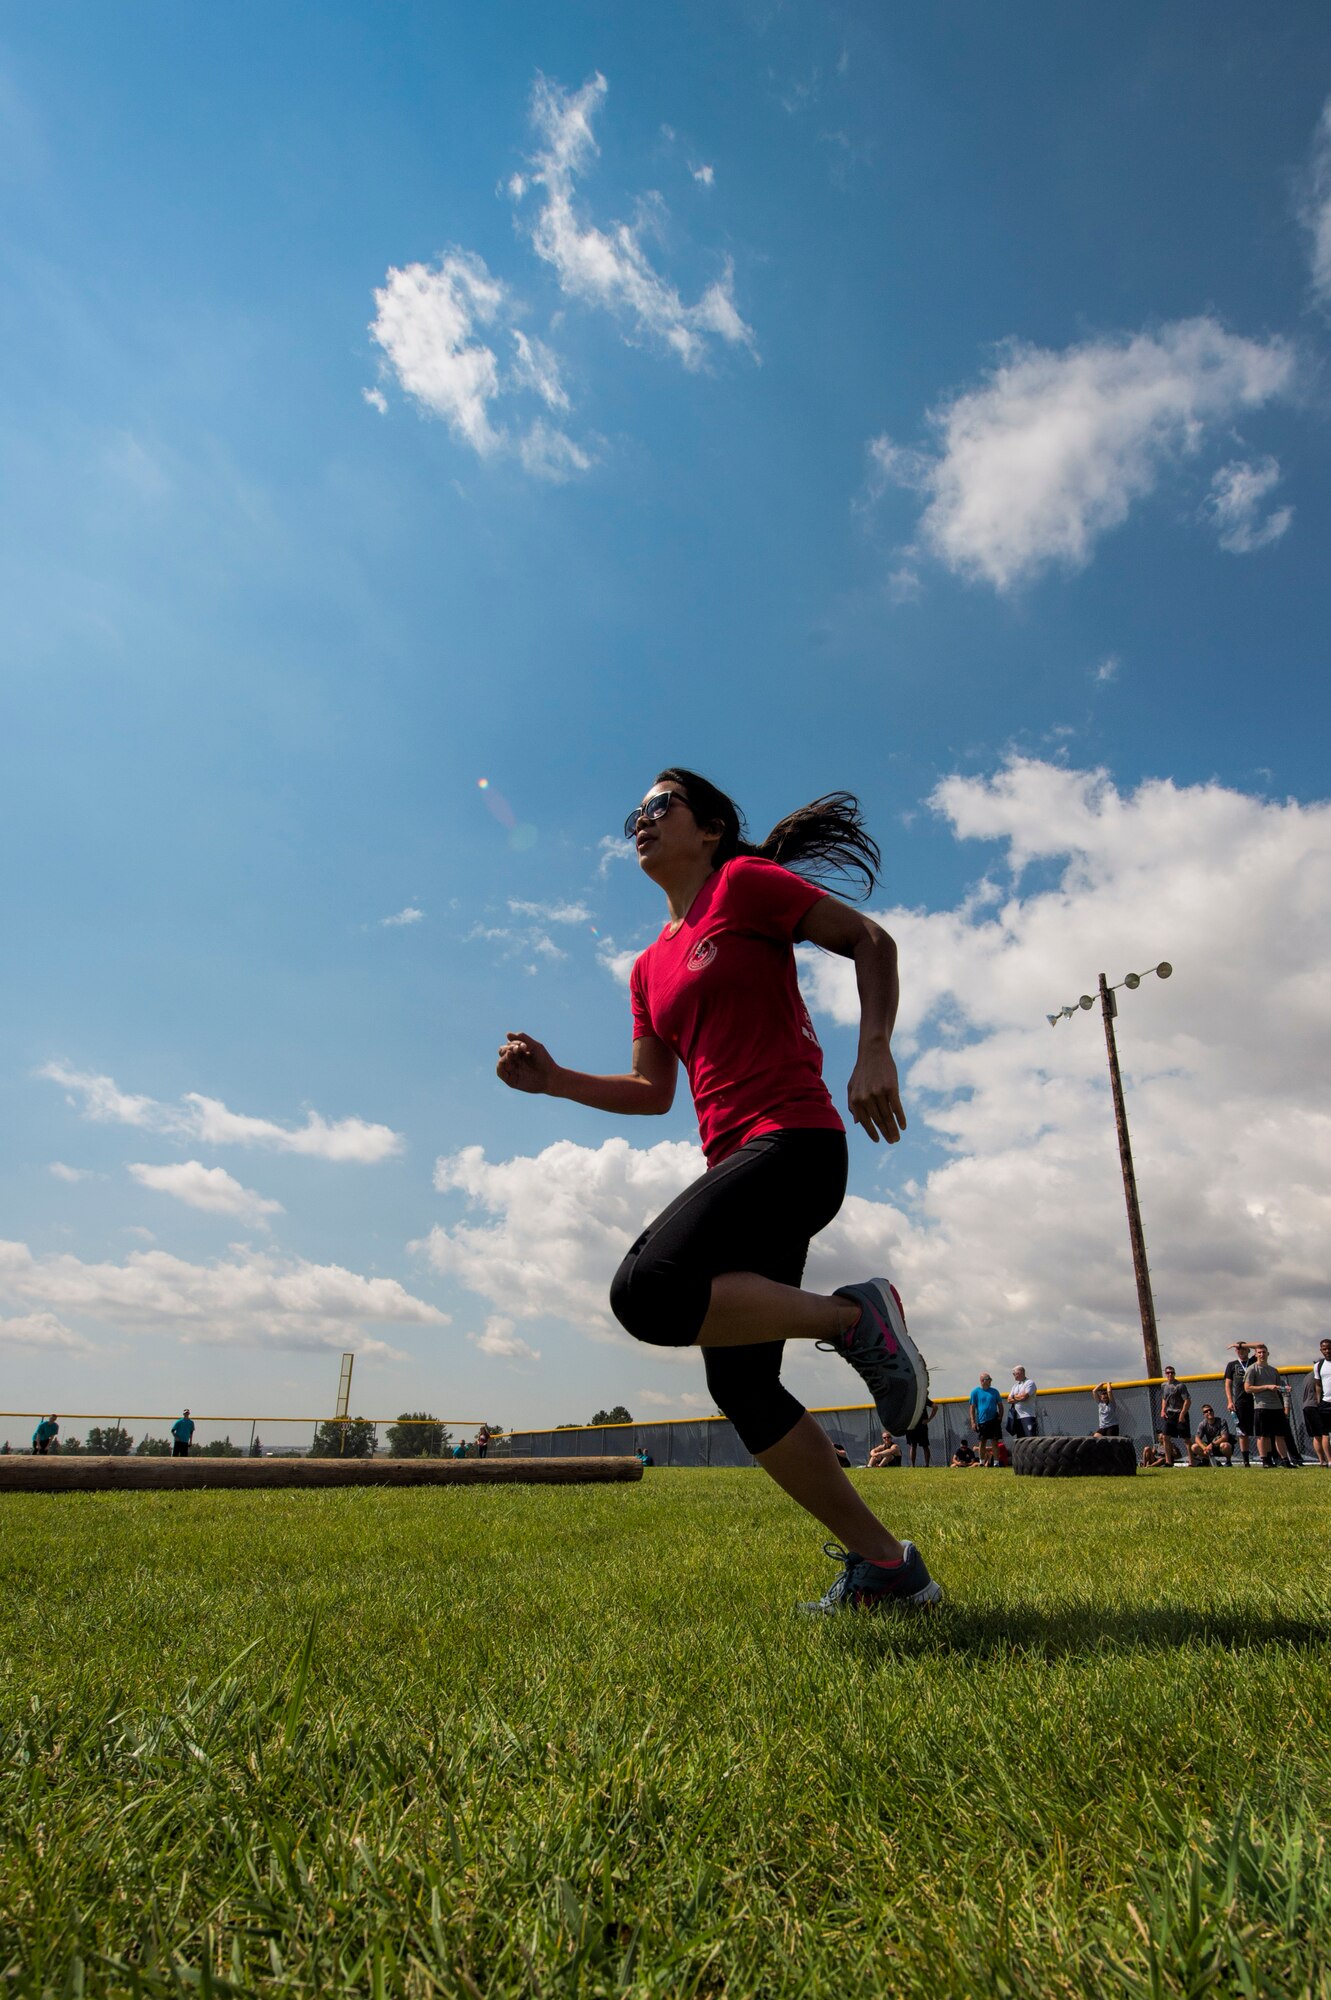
[629,857,845,1165]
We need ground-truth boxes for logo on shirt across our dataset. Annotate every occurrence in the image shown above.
[687,937,718,971]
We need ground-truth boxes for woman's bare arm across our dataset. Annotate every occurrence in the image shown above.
[496,1031,678,1115]
[796,895,904,1143]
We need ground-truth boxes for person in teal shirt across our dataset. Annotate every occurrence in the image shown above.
[32,1414,59,1455]
[968,1375,1004,1468]
[170,1410,195,1457]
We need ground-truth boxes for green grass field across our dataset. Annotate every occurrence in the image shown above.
[1,1468,1329,1999]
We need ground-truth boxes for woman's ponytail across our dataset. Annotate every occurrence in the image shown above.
[655,768,880,900]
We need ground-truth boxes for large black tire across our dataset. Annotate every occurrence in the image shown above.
[1012,1433,1136,1478]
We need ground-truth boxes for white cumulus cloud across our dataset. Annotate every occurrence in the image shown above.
[467,1314,541,1362]
[416,1137,703,1333]
[50,1162,92,1183]
[368,252,588,479]
[127,1161,285,1228]
[869,318,1295,590]
[41,1064,403,1164]
[0,1311,96,1354]
[0,1240,447,1354]
[1204,457,1293,553]
[381,905,424,927]
[370,251,510,455]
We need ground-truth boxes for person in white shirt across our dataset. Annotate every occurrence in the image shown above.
[1007,1367,1038,1438]
[1307,1337,1331,1468]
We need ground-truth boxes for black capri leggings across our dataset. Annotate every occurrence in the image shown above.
[609,1129,849,1456]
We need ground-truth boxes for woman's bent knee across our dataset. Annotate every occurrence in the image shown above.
[610,1244,707,1348]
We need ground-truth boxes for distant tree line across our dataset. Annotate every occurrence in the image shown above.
[15,1428,257,1456]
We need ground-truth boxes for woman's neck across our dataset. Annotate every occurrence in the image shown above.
[660,858,720,926]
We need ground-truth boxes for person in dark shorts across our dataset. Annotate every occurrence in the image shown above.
[1007,1367,1038,1437]
[950,1438,978,1467]
[1093,1383,1120,1437]
[475,1424,492,1459]
[1193,1405,1234,1465]
[32,1414,59,1455]
[497,771,940,1613]
[1157,1366,1191,1466]
[969,1373,1003,1465]
[1304,1337,1331,1468]
[170,1409,195,1458]
[1243,1344,1295,1467]
[905,1397,939,1467]
[1224,1341,1255,1466]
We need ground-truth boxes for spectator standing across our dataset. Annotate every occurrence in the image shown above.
[475,1424,492,1459]
[32,1414,59,1455]
[1244,1344,1296,1468]
[1157,1367,1191,1467]
[1303,1338,1331,1468]
[867,1431,902,1468]
[1007,1367,1038,1438]
[1093,1383,1120,1437]
[170,1409,195,1458]
[969,1373,1004,1466]
[1194,1405,1234,1465]
[1223,1341,1255,1467]
[905,1397,939,1468]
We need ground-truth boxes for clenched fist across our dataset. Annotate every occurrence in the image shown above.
[496,1032,558,1095]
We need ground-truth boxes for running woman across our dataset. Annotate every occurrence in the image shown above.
[497,770,940,1611]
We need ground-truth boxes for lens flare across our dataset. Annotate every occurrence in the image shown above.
[477,778,537,851]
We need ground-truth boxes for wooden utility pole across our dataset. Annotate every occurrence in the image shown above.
[1098,973,1162,1379]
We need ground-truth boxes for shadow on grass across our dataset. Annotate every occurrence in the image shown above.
[825,1600,1330,1660]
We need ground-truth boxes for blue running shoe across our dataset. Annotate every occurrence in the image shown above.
[822,1278,930,1435]
[799,1541,943,1614]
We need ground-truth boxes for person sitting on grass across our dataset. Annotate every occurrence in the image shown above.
[1194,1405,1234,1465]
[1140,1441,1165,1467]
[832,1441,852,1467]
[498,770,940,1614]
[950,1438,978,1467]
[866,1430,902,1468]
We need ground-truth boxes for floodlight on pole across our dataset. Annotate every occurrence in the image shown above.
[1047,961,1172,1378]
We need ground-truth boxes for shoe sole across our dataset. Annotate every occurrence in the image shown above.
[797,1579,944,1614]
[862,1279,930,1433]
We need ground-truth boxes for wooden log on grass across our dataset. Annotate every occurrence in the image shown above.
[0,1454,644,1494]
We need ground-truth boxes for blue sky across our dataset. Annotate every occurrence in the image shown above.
[3,1,1330,1442]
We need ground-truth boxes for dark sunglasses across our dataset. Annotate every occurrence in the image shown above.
[624,790,690,839]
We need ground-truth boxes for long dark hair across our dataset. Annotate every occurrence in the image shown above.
[655,768,880,900]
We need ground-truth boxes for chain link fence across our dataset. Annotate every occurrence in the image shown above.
[494,1370,1318,1467]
